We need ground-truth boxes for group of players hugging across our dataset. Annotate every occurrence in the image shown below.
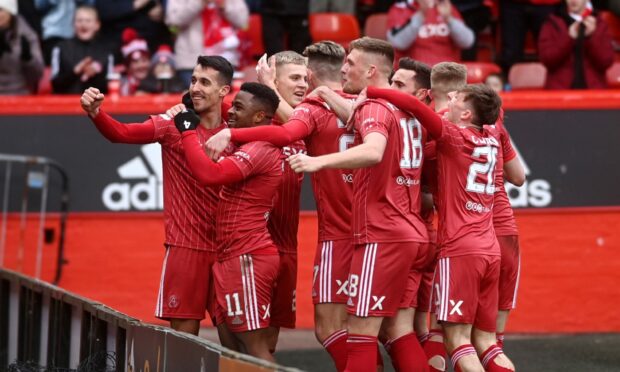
[80,36,524,372]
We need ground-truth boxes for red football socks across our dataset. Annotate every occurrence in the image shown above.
[322,329,348,371]
[481,344,513,372]
[386,332,429,371]
[344,334,378,372]
[450,344,477,372]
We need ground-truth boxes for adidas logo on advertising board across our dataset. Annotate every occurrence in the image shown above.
[506,141,552,207]
[102,143,164,211]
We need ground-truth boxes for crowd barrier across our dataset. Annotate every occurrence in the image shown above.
[0,268,300,372]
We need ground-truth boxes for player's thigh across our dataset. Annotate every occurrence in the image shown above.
[213,254,280,333]
[155,246,213,320]
[270,252,297,329]
[497,235,521,311]
[313,239,354,305]
[474,256,500,332]
[347,242,422,318]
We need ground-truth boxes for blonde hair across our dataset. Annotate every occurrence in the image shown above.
[273,51,307,68]
[431,62,467,95]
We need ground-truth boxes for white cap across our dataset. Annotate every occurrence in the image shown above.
[0,0,17,16]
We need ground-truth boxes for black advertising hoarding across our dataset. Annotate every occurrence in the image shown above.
[0,109,619,212]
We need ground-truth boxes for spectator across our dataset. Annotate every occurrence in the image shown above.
[0,0,44,95]
[51,5,114,94]
[499,0,561,73]
[538,0,614,89]
[485,72,505,92]
[260,0,312,56]
[310,0,356,14]
[95,0,171,57]
[165,0,249,86]
[387,0,475,66]
[119,27,151,95]
[136,44,186,94]
[451,0,493,60]
[34,0,76,64]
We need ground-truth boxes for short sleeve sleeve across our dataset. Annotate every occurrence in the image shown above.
[353,101,391,140]
[227,142,280,178]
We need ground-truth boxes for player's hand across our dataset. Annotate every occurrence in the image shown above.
[182,91,195,110]
[205,128,231,161]
[583,15,597,37]
[80,87,104,117]
[287,153,323,173]
[307,85,328,99]
[174,109,200,133]
[257,55,277,88]
[166,103,186,118]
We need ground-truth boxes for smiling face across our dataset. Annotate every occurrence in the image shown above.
[127,53,150,81]
[227,90,265,129]
[275,63,308,108]
[74,7,100,41]
[189,65,228,114]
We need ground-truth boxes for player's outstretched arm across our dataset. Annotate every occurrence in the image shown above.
[81,87,156,144]
[366,86,443,139]
[288,132,386,173]
[175,110,244,186]
[314,86,353,123]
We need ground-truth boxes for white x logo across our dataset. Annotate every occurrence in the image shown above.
[371,296,385,310]
[336,280,349,295]
[262,304,271,320]
[449,300,463,316]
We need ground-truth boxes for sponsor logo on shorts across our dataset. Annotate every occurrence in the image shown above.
[342,173,353,183]
[347,297,354,307]
[465,200,491,213]
[168,295,178,309]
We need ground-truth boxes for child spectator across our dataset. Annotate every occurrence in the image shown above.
[136,44,186,94]
[51,5,114,94]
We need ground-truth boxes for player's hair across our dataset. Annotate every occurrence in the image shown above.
[349,37,394,76]
[431,62,467,95]
[240,82,280,116]
[303,41,345,82]
[75,4,99,20]
[397,58,431,90]
[460,84,502,126]
[273,51,307,68]
[196,56,234,86]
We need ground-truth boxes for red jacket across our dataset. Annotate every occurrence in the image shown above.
[538,12,614,89]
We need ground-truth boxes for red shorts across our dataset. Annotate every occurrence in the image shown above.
[498,235,520,310]
[435,255,500,332]
[155,246,217,321]
[312,239,354,304]
[347,242,424,317]
[270,252,297,328]
[415,242,439,311]
[213,253,279,333]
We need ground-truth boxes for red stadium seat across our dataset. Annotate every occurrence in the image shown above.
[600,11,620,51]
[364,13,388,40]
[38,67,52,95]
[508,62,547,89]
[464,62,501,83]
[606,61,620,88]
[248,14,264,58]
[309,13,361,49]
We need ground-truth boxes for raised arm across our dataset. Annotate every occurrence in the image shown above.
[81,87,155,144]
[366,87,443,138]
[315,87,354,123]
[231,120,309,146]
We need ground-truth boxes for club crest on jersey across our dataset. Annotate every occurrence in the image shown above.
[168,295,179,308]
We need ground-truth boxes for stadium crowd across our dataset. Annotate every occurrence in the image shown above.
[1,0,619,95]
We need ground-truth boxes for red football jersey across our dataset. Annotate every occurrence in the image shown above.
[492,113,518,236]
[216,141,283,261]
[151,114,230,252]
[387,2,465,66]
[350,99,428,245]
[435,122,503,258]
[268,118,306,254]
[289,93,357,241]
